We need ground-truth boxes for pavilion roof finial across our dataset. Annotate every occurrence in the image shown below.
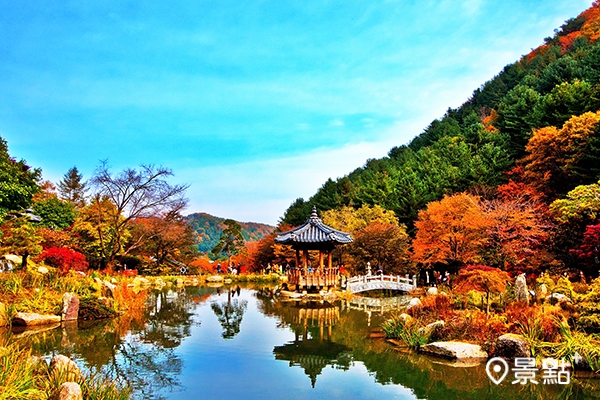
[310,205,319,220]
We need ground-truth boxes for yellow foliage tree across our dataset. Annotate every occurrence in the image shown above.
[322,205,405,274]
[322,204,398,234]
[523,111,600,195]
[72,196,130,269]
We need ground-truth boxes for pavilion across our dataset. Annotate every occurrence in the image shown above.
[275,206,353,291]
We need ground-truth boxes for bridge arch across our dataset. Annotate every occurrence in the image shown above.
[344,274,417,294]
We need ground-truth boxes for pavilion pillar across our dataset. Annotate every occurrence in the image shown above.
[295,249,300,269]
[303,250,309,272]
[327,250,333,268]
[319,250,324,268]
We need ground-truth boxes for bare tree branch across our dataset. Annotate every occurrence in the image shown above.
[89,161,190,268]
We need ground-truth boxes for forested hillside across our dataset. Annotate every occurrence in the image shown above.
[277,2,600,275]
[282,3,600,228]
[186,212,274,254]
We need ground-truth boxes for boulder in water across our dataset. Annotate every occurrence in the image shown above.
[420,341,488,359]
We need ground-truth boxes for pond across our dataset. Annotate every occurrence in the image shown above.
[6,285,600,399]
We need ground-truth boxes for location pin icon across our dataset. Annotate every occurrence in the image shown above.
[486,357,509,385]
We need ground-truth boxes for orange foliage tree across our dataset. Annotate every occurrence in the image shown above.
[188,255,216,274]
[412,193,491,269]
[128,213,198,274]
[454,265,511,315]
[246,224,295,272]
[481,188,554,274]
[522,111,600,196]
[580,1,600,41]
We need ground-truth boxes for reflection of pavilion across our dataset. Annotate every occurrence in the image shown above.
[275,206,352,291]
[273,303,351,387]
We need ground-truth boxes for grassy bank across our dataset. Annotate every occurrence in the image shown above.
[382,276,600,372]
[0,337,131,400]
[0,268,283,399]
[0,269,153,326]
[0,267,283,326]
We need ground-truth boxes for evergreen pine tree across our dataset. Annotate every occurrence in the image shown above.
[57,166,88,208]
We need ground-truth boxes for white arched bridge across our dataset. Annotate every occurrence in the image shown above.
[343,274,417,294]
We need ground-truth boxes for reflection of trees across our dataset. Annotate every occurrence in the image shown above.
[109,338,183,400]
[100,287,201,398]
[210,287,247,339]
[12,286,599,400]
[13,286,212,399]
[142,288,198,348]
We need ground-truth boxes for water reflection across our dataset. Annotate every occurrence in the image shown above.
[210,286,247,339]
[5,287,208,400]
[5,285,600,400]
[254,289,600,399]
[271,302,351,387]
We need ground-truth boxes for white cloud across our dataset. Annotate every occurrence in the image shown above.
[177,119,427,225]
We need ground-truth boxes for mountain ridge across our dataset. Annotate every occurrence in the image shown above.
[185,212,275,254]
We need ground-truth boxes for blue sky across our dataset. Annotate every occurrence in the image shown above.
[0,0,593,225]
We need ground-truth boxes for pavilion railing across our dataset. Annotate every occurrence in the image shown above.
[287,267,339,288]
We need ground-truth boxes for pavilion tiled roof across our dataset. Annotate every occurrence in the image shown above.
[275,206,353,245]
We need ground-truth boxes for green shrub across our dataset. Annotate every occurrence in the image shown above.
[78,297,117,320]
[381,316,429,349]
[577,278,600,329]
[536,274,555,293]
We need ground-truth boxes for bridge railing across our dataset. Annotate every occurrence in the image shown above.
[344,273,417,293]
[346,274,416,286]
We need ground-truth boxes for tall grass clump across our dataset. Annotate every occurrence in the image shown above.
[0,338,44,400]
[382,316,429,349]
[547,321,600,372]
[81,373,132,400]
[40,364,132,400]
[0,336,132,399]
[0,272,25,297]
[112,283,148,314]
